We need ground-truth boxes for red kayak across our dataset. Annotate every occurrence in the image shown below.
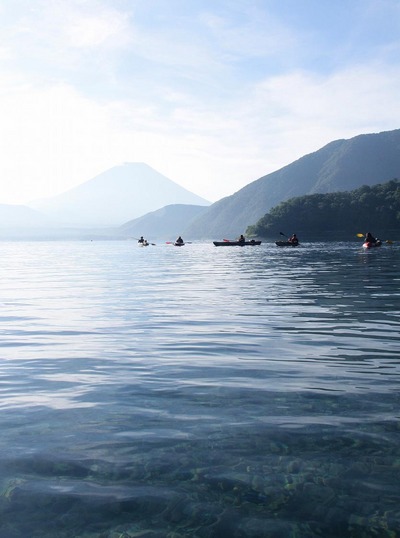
[363,240,382,249]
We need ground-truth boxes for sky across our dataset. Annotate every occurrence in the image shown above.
[0,0,400,205]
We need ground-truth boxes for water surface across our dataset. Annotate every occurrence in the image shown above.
[0,241,399,537]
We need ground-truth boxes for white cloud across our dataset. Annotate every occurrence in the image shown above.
[65,10,131,49]
[0,1,399,205]
[24,0,130,46]
[0,81,111,202]
[1,0,132,81]
[1,58,400,205]
[253,63,400,132]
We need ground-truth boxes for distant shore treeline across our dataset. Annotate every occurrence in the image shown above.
[247,179,400,241]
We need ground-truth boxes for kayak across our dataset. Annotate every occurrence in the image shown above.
[213,240,261,246]
[174,242,185,247]
[363,240,382,249]
[275,241,299,247]
[139,242,149,247]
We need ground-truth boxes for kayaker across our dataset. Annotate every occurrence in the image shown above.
[138,236,146,244]
[176,236,184,244]
[288,233,298,244]
[238,235,245,243]
[365,232,377,244]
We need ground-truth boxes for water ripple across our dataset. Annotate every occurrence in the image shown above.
[0,241,399,536]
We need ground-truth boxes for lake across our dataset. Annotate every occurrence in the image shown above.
[0,240,399,537]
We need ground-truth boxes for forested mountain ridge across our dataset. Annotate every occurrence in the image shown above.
[247,179,400,240]
[185,128,400,239]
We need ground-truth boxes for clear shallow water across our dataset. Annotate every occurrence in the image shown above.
[0,240,399,537]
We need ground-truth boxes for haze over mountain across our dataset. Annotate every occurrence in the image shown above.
[4,128,400,240]
[119,204,207,240]
[185,128,400,239]
[0,204,53,230]
[29,163,210,227]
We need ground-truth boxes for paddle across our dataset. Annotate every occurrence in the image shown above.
[279,232,287,237]
[356,233,364,238]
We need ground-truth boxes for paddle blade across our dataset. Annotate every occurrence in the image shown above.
[356,233,364,238]
[279,232,286,236]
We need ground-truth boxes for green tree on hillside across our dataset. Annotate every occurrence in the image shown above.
[247,179,400,239]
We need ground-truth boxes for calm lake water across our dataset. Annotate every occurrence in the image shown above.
[0,240,399,538]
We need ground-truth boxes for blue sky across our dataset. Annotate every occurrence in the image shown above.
[0,0,399,204]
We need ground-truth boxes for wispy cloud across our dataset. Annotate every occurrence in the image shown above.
[0,0,399,203]
[200,5,298,60]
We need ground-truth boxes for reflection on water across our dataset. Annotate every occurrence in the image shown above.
[0,241,399,537]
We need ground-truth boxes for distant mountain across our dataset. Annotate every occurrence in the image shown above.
[0,204,52,229]
[0,204,114,239]
[185,128,400,239]
[29,163,210,227]
[119,204,208,240]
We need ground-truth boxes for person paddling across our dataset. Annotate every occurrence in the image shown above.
[238,234,245,243]
[175,236,184,245]
[288,233,298,244]
[365,232,377,244]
